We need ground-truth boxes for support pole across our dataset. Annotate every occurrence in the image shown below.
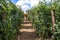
[51,9,55,32]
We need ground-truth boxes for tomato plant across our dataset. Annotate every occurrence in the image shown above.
[28,0,60,40]
[0,0,24,40]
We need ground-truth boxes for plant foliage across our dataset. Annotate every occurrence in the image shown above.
[0,0,24,40]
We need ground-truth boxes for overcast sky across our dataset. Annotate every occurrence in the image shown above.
[11,0,51,12]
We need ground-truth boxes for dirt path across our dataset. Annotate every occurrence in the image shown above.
[17,14,52,40]
[18,20,39,40]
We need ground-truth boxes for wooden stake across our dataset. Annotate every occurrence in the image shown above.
[51,9,55,32]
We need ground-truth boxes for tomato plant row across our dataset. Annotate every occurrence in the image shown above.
[0,0,24,40]
[28,0,60,40]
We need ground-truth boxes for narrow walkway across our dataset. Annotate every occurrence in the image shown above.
[18,20,39,40]
[17,13,52,40]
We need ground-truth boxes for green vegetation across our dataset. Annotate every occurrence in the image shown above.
[0,0,60,40]
[0,0,24,40]
[28,0,60,40]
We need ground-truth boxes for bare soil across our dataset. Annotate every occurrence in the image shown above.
[18,20,39,40]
